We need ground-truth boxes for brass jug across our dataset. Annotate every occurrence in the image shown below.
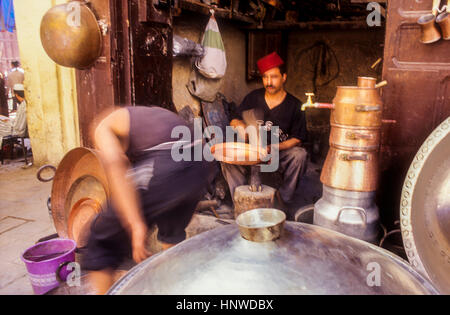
[417,0,442,44]
[437,11,450,40]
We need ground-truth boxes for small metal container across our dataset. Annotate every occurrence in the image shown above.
[236,208,286,242]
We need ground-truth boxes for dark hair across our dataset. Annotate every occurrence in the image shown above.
[14,90,25,98]
[11,61,20,68]
[279,64,287,76]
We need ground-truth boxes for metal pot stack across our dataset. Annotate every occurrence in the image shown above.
[314,77,385,244]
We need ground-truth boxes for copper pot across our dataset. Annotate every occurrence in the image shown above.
[331,86,383,127]
[329,123,381,151]
[320,147,379,192]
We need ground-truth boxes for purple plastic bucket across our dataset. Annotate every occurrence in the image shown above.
[21,238,77,295]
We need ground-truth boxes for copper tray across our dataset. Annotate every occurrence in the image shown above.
[211,142,268,166]
[51,147,109,246]
[400,116,450,294]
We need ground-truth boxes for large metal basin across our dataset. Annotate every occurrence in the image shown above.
[109,222,438,295]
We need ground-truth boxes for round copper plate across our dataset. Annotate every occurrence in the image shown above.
[211,142,268,166]
[68,198,102,248]
[400,116,450,294]
[51,147,109,240]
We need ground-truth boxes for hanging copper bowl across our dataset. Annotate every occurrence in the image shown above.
[51,147,109,247]
[400,116,450,294]
[40,1,102,69]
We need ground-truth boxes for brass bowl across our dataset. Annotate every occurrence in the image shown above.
[40,2,102,68]
[236,208,286,242]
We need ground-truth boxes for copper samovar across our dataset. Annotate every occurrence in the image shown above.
[302,77,389,243]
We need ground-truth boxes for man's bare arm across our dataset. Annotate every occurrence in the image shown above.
[94,108,150,262]
[230,119,248,141]
[271,137,301,152]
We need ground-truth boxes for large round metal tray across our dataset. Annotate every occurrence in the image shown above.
[211,142,268,166]
[400,116,450,294]
[51,147,109,247]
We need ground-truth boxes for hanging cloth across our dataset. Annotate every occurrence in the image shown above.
[0,0,15,32]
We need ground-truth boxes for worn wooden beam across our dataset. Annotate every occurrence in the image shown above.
[179,0,255,24]
[244,19,383,31]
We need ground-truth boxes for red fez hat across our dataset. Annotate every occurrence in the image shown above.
[257,52,284,75]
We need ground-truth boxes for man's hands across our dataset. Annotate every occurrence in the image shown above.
[131,222,152,264]
[230,119,248,142]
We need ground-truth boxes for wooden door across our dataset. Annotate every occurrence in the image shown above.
[128,0,175,111]
[379,0,450,223]
[75,0,175,147]
[75,0,115,148]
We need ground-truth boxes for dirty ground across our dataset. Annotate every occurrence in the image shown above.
[0,159,54,294]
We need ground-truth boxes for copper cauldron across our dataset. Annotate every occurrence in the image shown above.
[329,123,381,151]
[40,2,103,68]
[320,147,379,192]
[331,86,383,128]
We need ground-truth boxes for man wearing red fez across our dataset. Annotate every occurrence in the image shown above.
[222,52,308,210]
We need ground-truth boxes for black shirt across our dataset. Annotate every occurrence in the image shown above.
[231,88,308,143]
[126,106,192,163]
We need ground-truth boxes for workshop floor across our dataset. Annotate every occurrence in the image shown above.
[0,158,55,295]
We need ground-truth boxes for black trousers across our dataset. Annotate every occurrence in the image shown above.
[82,150,214,271]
